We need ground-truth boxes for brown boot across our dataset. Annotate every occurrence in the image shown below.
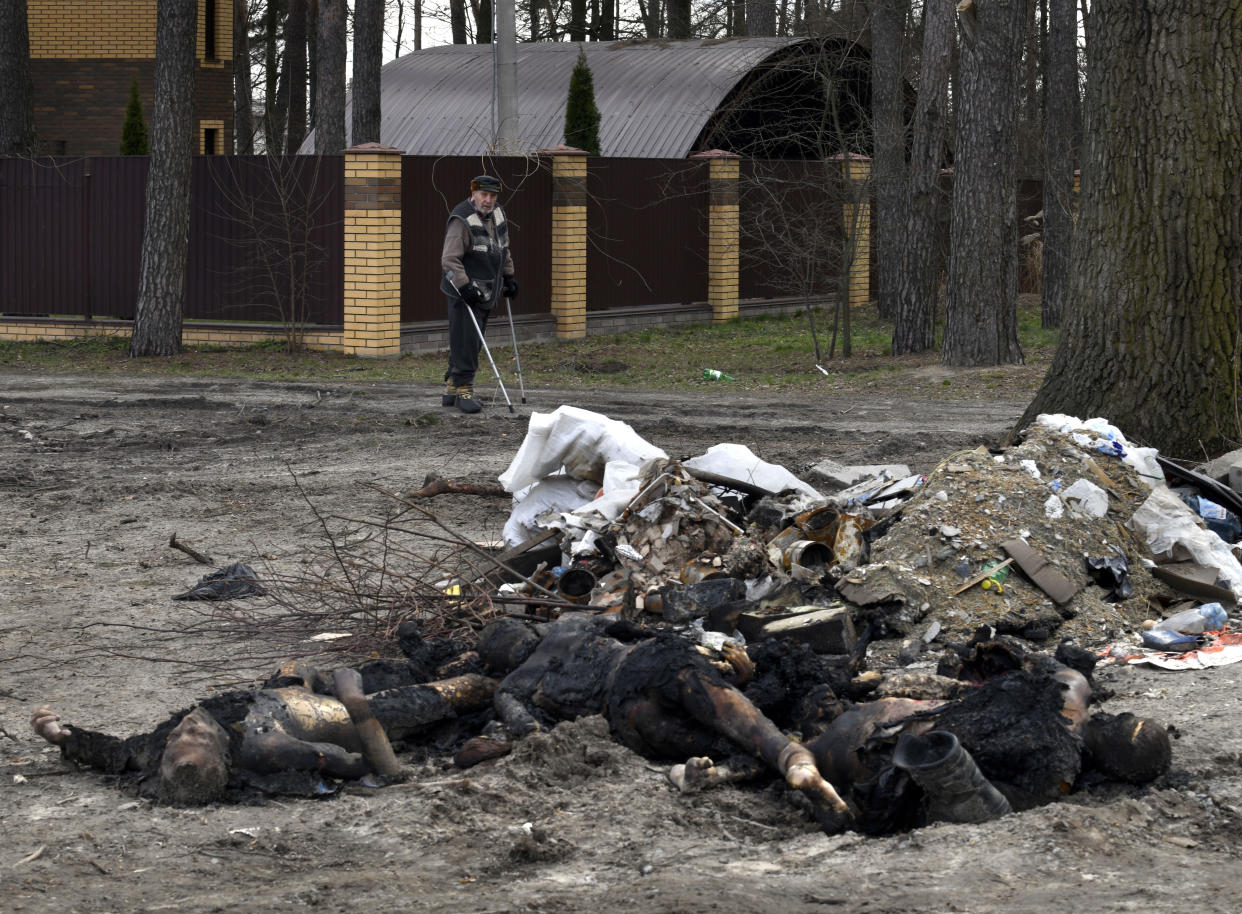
[455,385,482,414]
[441,382,458,407]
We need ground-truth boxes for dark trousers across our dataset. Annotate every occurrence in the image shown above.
[444,295,491,387]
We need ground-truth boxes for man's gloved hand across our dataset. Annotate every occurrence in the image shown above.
[502,275,519,299]
[458,282,485,306]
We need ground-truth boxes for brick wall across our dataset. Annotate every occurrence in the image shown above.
[28,0,232,156]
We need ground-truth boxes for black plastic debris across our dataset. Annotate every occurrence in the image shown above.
[1084,553,1133,602]
[173,562,266,601]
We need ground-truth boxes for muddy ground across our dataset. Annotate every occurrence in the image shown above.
[2,371,1241,913]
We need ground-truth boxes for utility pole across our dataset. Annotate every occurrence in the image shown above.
[495,0,518,149]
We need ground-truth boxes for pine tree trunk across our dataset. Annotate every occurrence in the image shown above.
[0,0,37,155]
[314,0,345,153]
[451,0,468,42]
[1018,0,1242,456]
[868,0,907,320]
[473,0,493,41]
[130,0,197,357]
[942,0,1026,367]
[352,0,383,144]
[570,0,587,39]
[667,0,690,37]
[264,1,282,151]
[233,0,254,154]
[746,0,774,35]
[284,0,307,152]
[892,0,952,354]
[307,0,318,126]
[1039,0,1076,328]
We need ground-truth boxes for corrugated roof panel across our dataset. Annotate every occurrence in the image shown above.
[303,37,804,158]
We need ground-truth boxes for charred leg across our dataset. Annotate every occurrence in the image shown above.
[673,667,855,832]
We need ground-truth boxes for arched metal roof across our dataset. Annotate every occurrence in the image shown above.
[305,37,820,158]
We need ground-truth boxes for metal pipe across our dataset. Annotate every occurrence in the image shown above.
[504,296,527,403]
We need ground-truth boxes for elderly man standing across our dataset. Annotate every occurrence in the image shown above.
[438,174,518,414]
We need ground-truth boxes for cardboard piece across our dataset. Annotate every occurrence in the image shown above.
[1150,562,1236,605]
[1001,537,1078,605]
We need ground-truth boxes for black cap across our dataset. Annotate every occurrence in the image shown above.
[471,175,502,193]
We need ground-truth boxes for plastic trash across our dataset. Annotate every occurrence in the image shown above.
[1140,627,1201,652]
[702,369,737,381]
[1128,486,1242,598]
[1085,553,1133,602]
[980,561,1011,594]
[1179,494,1242,544]
[1153,602,1228,634]
[173,562,264,601]
[1063,478,1109,517]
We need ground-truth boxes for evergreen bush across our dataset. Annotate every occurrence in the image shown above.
[120,78,149,155]
[563,47,601,156]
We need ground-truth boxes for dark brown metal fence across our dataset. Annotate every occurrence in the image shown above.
[0,155,344,323]
[2,153,1047,329]
[585,158,707,310]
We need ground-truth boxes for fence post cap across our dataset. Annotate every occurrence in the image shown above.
[344,143,404,154]
[689,149,740,159]
[538,144,588,156]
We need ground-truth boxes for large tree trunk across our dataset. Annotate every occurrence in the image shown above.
[570,0,587,39]
[667,0,691,37]
[0,0,37,155]
[264,0,282,151]
[352,0,383,143]
[1018,0,1242,457]
[314,0,345,153]
[941,0,1026,367]
[891,0,953,354]
[1038,0,1077,328]
[746,0,775,35]
[473,0,493,41]
[868,0,907,320]
[233,0,254,154]
[284,0,307,152]
[451,0,468,42]
[130,0,197,357]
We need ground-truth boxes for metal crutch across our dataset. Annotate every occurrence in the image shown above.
[503,296,527,404]
[461,301,515,413]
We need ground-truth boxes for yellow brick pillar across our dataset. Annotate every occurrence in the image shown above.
[833,153,872,311]
[343,143,403,357]
[692,149,741,322]
[541,144,588,339]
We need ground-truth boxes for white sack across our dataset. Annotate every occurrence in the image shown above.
[684,443,821,499]
[1128,485,1242,597]
[498,405,666,493]
[502,475,601,547]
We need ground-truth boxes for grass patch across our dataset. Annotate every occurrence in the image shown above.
[0,297,1058,398]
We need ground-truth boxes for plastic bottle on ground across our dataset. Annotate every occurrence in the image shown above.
[1152,602,1228,634]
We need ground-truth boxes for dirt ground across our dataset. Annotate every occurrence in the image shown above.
[2,370,1241,914]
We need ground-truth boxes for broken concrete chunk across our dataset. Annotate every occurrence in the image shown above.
[1001,537,1078,605]
[737,605,856,654]
[1199,447,1242,483]
[806,459,911,492]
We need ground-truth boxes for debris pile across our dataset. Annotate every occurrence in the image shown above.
[485,407,1239,665]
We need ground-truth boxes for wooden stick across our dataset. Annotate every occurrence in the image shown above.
[169,533,213,566]
[410,474,507,499]
[950,558,1013,596]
